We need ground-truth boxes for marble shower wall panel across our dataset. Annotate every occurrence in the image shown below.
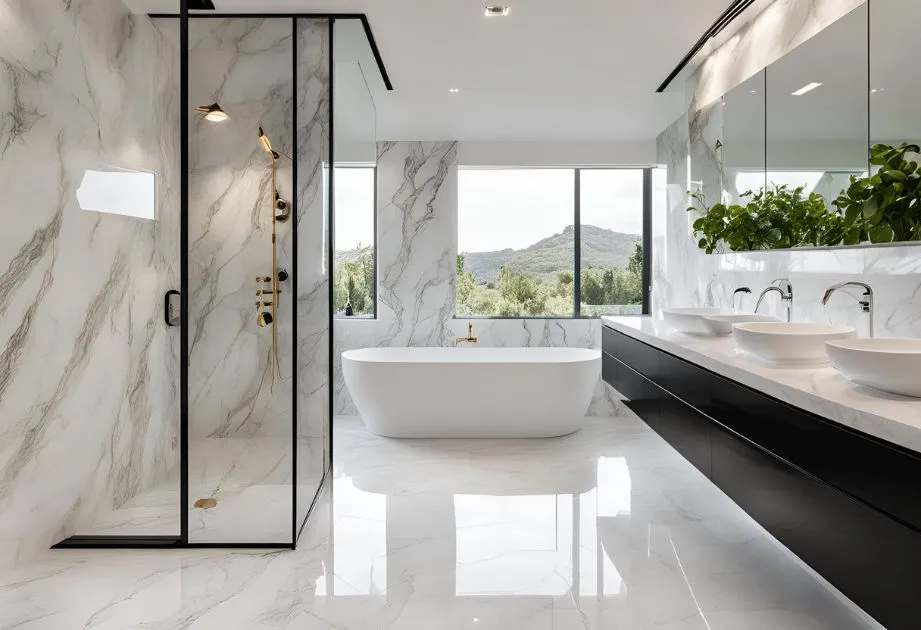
[333,141,627,418]
[658,0,921,338]
[188,19,294,439]
[295,18,331,515]
[0,0,180,569]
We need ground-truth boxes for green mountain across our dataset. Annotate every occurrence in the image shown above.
[464,225,640,284]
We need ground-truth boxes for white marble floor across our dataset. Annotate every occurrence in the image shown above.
[0,414,882,629]
[78,437,325,543]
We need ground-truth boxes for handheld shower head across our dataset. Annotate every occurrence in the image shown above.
[258,127,280,159]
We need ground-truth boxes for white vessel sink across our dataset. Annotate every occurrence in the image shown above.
[701,313,782,336]
[733,322,856,367]
[662,307,735,335]
[826,338,921,398]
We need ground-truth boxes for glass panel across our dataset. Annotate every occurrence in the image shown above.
[457,168,575,317]
[187,17,294,543]
[66,14,181,540]
[295,16,335,537]
[579,170,644,316]
[333,166,376,317]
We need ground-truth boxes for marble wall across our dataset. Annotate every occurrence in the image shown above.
[655,0,921,339]
[187,18,295,439]
[334,141,625,418]
[0,0,179,568]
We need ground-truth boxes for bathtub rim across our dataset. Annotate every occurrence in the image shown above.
[341,347,602,364]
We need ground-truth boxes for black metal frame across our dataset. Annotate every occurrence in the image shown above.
[457,166,654,320]
[148,12,392,92]
[54,7,371,553]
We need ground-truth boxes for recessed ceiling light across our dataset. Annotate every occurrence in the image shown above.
[750,90,757,94]
[871,88,884,93]
[791,82,823,96]
[448,88,460,93]
[485,6,511,17]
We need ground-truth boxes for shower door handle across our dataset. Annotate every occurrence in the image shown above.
[165,290,181,327]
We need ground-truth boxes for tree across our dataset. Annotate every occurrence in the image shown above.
[457,254,476,307]
[628,241,643,277]
[581,270,606,305]
[334,242,374,315]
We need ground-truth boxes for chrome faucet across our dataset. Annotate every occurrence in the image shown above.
[732,287,751,310]
[754,279,794,322]
[823,281,874,338]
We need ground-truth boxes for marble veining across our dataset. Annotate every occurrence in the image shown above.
[334,141,625,417]
[187,18,294,439]
[603,316,921,454]
[0,415,882,629]
[0,0,179,569]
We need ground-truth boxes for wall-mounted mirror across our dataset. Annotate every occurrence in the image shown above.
[766,2,868,205]
[685,1,921,253]
[721,70,766,206]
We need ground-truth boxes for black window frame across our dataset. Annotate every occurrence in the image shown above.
[332,163,378,320]
[456,166,653,319]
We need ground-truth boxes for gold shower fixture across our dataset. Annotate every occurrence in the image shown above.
[257,127,292,223]
[255,126,293,381]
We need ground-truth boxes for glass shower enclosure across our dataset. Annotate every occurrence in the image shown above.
[53,7,385,549]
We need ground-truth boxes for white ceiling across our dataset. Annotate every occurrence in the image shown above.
[123,0,734,142]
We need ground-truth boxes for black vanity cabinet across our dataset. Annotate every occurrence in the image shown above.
[602,325,921,630]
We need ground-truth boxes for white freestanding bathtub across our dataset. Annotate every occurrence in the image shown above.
[342,347,601,438]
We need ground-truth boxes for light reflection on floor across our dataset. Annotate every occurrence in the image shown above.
[0,415,883,629]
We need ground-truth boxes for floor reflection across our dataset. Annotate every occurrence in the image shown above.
[0,415,883,629]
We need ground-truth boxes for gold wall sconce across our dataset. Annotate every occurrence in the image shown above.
[195,102,230,122]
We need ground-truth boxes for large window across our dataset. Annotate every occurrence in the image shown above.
[333,166,376,318]
[457,167,649,318]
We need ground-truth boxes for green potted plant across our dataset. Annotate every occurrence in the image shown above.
[834,143,921,244]
[688,185,844,253]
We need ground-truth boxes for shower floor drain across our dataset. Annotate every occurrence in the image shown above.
[194,498,218,509]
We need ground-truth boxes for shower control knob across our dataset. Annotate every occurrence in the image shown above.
[277,269,289,282]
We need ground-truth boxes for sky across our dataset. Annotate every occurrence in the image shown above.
[334,167,375,250]
[334,167,646,253]
[459,168,644,253]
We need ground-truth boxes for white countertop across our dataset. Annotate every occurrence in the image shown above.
[602,316,921,455]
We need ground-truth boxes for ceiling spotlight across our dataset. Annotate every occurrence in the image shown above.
[485,6,511,17]
[195,103,229,122]
[750,90,757,94]
[448,88,460,93]
[871,88,884,93]
[791,82,823,96]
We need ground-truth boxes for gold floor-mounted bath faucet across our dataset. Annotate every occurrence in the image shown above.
[456,322,478,346]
